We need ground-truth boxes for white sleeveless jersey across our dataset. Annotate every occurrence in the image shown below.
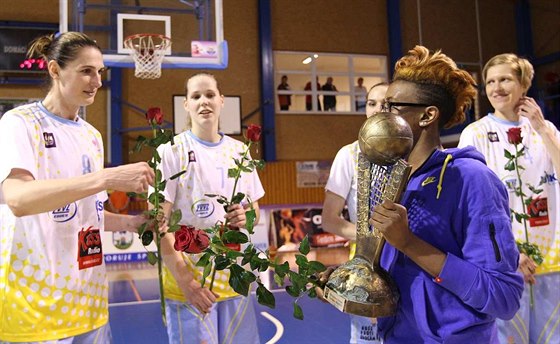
[0,102,108,341]
[156,131,265,300]
[458,114,560,273]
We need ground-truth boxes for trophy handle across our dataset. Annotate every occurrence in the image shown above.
[354,153,411,269]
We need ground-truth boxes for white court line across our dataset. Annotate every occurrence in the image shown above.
[109,299,160,307]
[260,311,284,344]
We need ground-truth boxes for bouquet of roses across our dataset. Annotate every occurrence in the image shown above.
[172,124,327,319]
[504,127,544,306]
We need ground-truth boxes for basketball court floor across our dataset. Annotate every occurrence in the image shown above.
[107,248,351,344]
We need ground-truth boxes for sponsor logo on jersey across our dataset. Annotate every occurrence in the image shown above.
[49,202,77,222]
[188,150,196,162]
[191,198,214,218]
[77,226,103,270]
[43,132,56,148]
[487,132,499,142]
[82,155,92,174]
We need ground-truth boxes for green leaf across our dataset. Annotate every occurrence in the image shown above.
[170,209,182,226]
[222,230,249,244]
[245,209,256,234]
[274,273,285,287]
[225,250,244,259]
[196,252,212,267]
[308,261,327,275]
[241,245,256,266]
[285,285,300,297]
[155,169,162,183]
[201,261,212,285]
[274,261,290,278]
[228,168,239,178]
[167,224,180,233]
[231,192,245,205]
[504,149,513,159]
[299,236,310,255]
[229,264,251,296]
[256,282,275,309]
[307,287,317,298]
[137,222,148,236]
[214,255,231,270]
[293,302,304,320]
[504,160,515,171]
[295,254,309,270]
[147,251,158,265]
[141,231,154,246]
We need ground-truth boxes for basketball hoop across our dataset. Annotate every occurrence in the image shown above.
[124,33,171,79]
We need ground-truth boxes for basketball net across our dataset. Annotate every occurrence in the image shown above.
[124,34,171,79]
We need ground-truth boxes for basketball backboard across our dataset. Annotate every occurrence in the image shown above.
[59,0,227,69]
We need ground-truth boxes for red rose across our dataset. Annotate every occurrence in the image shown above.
[507,127,522,145]
[173,225,210,254]
[146,107,164,125]
[246,124,262,142]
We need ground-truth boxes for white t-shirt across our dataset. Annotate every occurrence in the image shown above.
[0,102,108,341]
[325,141,360,258]
[458,114,560,273]
[354,85,367,104]
[156,130,265,300]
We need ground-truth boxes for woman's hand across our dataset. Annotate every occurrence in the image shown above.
[224,203,246,228]
[369,200,413,252]
[516,96,547,134]
[518,253,537,285]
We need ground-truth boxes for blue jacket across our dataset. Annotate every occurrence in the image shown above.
[378,147,524,344]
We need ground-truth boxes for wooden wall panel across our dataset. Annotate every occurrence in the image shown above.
[258,161,326,206]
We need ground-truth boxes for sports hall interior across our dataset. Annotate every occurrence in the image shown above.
[0,1,559,343]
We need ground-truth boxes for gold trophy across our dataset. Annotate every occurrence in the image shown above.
[324,112,413,317]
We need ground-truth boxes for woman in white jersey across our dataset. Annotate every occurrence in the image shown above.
[0,32,154,343]
[458,53,560,344]
[322,82,388,344]
[157,73,264,344]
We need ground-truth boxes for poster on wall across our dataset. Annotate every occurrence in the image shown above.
[270,207,348,252]
[296,160,332,188]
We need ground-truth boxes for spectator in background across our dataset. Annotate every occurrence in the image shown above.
[355,77,368,111]
[277,75,292,110]
[322,76,338,111]
[305,76,322,111]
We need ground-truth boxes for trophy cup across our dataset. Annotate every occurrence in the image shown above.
[323,112,413,317]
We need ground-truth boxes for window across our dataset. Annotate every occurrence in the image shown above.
[274,51,388,114]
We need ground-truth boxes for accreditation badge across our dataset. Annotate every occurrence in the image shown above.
[77,226,103,269]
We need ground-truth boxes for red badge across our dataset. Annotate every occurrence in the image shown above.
[77,226,103,270]
[528,197,550,227]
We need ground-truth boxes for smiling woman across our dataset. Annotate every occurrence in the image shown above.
[0,31,155,343]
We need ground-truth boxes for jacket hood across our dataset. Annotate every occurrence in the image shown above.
[418,146,487,174]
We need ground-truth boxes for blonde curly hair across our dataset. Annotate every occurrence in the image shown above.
[393,45,477,129]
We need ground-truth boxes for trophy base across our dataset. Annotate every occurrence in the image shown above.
[324,256,399,318]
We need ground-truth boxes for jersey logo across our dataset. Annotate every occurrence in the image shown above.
[43,132,56,148]
[77,226,103,270]
[487,132,499,142]
[191,199,214,218]
[421,176,436,186]
[49,202,77,222]
[188,150,196,162]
